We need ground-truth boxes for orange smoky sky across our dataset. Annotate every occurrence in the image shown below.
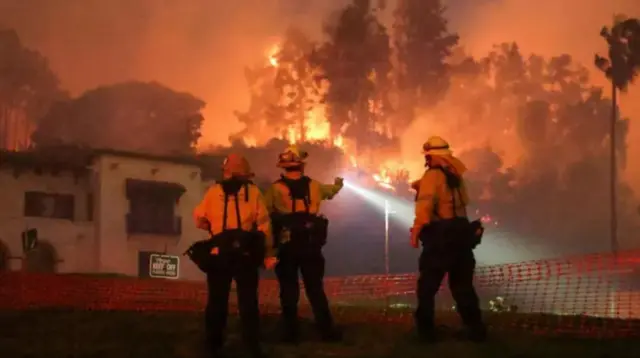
[452,0,640,186]
[0,0,638,183]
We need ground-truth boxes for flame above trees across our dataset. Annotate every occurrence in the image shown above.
[228,2,640,249]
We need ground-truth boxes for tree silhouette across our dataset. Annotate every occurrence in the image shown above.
[438,42,637,256]
[311,0,392,150]
[0,29,66,150]
[32,81,204,155]
[272,27,322,142]
[594,16,640,254]
[393,0,459,122]
[231,64,281,145]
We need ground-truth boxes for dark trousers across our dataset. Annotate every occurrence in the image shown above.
[275,248,334,333]
[205,256,260,350]
[415,248,484,333]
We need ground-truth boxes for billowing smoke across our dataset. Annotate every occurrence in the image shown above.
[1,0,637,186]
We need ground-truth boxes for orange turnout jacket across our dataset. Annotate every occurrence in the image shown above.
[264,175,342,244]
[412,155,470,235]
[193,182,275,258]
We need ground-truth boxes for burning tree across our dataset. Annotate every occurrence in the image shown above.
[230,48,282,146]
[311,0,393,153]
[271,27,332,144]
[0,29,65,151]
[452,41,637,255]
[594,15,640,253]
[231,28,338,147]
[393,0,459,123]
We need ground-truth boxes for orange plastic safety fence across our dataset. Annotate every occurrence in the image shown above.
[1,250,639,337]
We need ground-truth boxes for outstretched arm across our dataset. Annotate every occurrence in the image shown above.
[319,177,344,200]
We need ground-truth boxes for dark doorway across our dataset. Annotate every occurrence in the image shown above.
[0,241,9,271]
[25,241,57,273]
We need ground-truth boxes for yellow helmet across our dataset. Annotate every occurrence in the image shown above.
[277,145,308,168]
[422,136,452,156]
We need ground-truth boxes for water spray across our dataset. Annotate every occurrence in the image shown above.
[343,178,411,311]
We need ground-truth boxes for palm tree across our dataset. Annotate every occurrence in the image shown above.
[594,16,640,255]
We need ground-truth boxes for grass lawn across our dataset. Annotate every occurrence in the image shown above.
[1,309,638,358]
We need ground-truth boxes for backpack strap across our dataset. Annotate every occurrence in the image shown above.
[431,166,467,218]
[235,190,242,228]
[299,176,310,213]
[278,176,311,213]
[221,182,248,231]
[222,191,230,231]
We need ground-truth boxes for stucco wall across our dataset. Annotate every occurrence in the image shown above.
[0,154,212,280]
[0,169,95,272]
[92,155,208,281]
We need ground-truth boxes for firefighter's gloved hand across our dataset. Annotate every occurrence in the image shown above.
[263,257,278,270]
[410,227,419,249]
[334,177,344,187]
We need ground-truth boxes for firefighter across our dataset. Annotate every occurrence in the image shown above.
[191,153,277,358]
[264,145,343,344]
[410,136,487,343]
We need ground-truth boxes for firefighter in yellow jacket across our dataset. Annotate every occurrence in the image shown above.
[264,145,343,344]
[410,136,487,343]
[191,153,277,358]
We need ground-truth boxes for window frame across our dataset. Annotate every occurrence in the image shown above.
[125,179,183,236]
[23,191,75,220]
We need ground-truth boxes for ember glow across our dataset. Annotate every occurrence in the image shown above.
[267,44,280,68]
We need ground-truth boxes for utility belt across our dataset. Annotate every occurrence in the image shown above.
[185,230,265,273]
[271,175,329,251]
[272,212,329,249]
[419,216,484,252]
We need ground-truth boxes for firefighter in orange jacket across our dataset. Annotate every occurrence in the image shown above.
[192,153,277,358]
[264,145,343,344]
[410,136,486,343]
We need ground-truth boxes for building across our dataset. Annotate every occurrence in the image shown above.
[0,147,224,281]
[0,146,423,279]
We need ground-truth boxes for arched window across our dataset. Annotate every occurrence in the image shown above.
[25,241,57,273]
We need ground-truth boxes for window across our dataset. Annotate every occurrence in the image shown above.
[24,192,75,220]
[125,179,184,236]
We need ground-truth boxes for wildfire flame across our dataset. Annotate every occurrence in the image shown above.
[372,169,396,191]
[261,42,414,192]
[267,44,279,67]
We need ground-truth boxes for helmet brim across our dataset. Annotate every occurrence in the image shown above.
[423,148,452,156]
[277,161,305,168]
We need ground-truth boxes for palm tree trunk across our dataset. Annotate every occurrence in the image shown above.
[610,82,618,256]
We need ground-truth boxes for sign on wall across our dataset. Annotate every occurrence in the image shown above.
[148,254,180,279]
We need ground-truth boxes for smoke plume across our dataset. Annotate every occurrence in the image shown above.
[0,0,638,186]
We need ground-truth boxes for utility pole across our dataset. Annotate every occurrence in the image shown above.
[610,82,618,257]
[383,200,396,313]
